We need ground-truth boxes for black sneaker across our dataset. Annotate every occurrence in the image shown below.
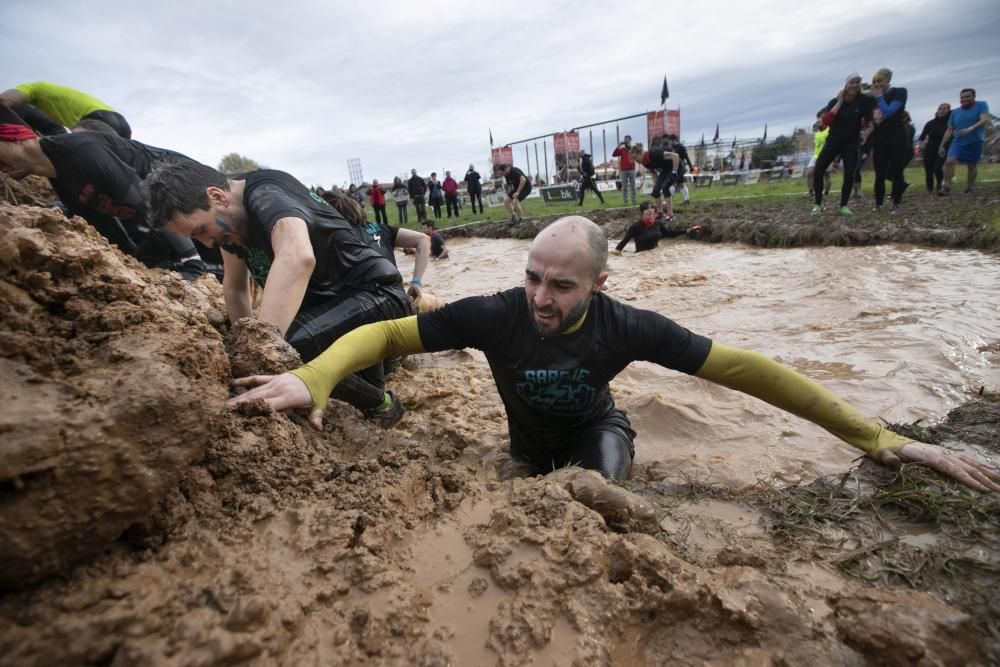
[365,391,405,429]
[937,186,950,196]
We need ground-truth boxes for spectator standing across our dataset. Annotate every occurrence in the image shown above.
[407,168,428,221]
[869,68,909,213]
[369,179,388,225]
[577,149,605,205]
[612,135,637,205]
[918,103,951,193]
[391,176,410,225]
[442,170,460,217]
[813,72,875,216]
[427,172,444,219]
[465,164,484,214]
[939,88,990,195]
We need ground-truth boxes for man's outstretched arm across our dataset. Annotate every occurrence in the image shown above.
[695,342,1000,492]
[229,316,426,428]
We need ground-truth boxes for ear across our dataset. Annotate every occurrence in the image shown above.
[593,271,609,293]
[206,185,228,207]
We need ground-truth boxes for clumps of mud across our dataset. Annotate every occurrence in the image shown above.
[0,199,996,666]
[0,174,54,207]
[0,203,230,587]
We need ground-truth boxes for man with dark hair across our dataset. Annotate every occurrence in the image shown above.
[421,221,449,259]
[496,163,530,223]
[407,168,428,222]
[229,216,999,494]
[0,81,132,138]
[465,164,484,214]
[0,106,206,277]
[577,149,605,206]
[938,88,991,195]
[144,162,413,427]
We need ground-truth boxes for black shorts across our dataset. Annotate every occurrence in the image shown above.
[83,110,132,139]
[511,408,636,480]
[651,170,674,198]
[509,183,532,201]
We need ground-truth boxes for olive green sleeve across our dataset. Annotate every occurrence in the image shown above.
[694,342,912,456]
[289,316,426,411]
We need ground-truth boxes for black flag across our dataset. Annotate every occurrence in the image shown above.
[762,123,768,143]
[660,76,669,105]
[489,128,494,147]
[713,123,719,143]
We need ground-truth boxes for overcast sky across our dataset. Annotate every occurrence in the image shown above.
[3,0,998,186]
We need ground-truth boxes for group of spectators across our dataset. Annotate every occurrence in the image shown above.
[343,165,486,228]
[809,69,990,216]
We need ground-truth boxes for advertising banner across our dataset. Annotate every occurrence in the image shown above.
[646,110,681,142]
[491,146,514,177]
[552,131,580,183]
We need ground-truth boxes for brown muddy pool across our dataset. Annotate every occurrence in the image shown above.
[398,237,1000,488]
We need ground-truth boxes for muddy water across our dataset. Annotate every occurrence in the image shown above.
[398,238,1000,488]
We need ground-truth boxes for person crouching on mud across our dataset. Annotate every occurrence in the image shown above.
[144,161,417,428]
[228,216,1000,492]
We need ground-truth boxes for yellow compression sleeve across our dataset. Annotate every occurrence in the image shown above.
[695,342,912,456]
[289,316,426,411]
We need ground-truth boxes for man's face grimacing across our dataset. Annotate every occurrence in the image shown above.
[166,187,242,248]
[524,219,607,336]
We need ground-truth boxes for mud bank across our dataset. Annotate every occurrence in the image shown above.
[1,198,998,665]
[450,183,1000,252]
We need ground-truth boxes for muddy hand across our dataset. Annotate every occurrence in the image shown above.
[886,442,1000,492]
[229,373,324,430]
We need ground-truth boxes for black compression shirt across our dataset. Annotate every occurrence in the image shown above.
[616,219,687,252]
[416,288,712,455]
[674,143,693,171]
[225,170,402,295]
[40,132,186,224]
[873,87,908,146]
[504,167,528,193]
[919,116,950,152]
[823,94,876,143]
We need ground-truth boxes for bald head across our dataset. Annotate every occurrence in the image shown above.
[530,216,608,281]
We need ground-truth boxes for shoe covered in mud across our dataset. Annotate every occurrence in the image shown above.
[811,204,822,215]
[938,185,950,196]
[890,205,901,215]
[963,187,973,195]
[839,206,853,216]
[873,205,883,213]
[364,391,405,429]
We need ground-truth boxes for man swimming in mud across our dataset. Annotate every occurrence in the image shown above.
[228,216,1000,492]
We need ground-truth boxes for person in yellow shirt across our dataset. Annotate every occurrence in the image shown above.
[0,81,131,138]
[806,118,831,198]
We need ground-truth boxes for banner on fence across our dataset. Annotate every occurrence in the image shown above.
[646,110,681,142]
[491,146,514,177]
[552,131,580,183]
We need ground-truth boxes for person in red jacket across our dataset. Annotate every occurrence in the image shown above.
[442,170,460,218]
[612,135,637,205]
[369,179,388,225]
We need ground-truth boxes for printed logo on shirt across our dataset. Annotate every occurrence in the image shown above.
[223,245,271,286]
[516,368,597,413]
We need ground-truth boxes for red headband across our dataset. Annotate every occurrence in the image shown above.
[0,124,36,142]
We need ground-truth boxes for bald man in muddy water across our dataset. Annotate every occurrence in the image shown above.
[144,161,415,427]
[228,217,1000,492]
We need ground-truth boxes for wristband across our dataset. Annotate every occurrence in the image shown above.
[410,278,422,286]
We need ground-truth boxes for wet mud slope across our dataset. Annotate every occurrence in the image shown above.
[1,192,998,665]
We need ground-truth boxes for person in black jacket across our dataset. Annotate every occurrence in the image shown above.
[577,149,605,205]
[869,68,909,213]
[407,168,428,222]
[813,73,876,215]
[465,163,483,214]
[918,103,951,193]
[0,106,209,278]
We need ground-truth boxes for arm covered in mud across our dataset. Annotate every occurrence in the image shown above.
[695,342,1000,492]
[229,316,425,428]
